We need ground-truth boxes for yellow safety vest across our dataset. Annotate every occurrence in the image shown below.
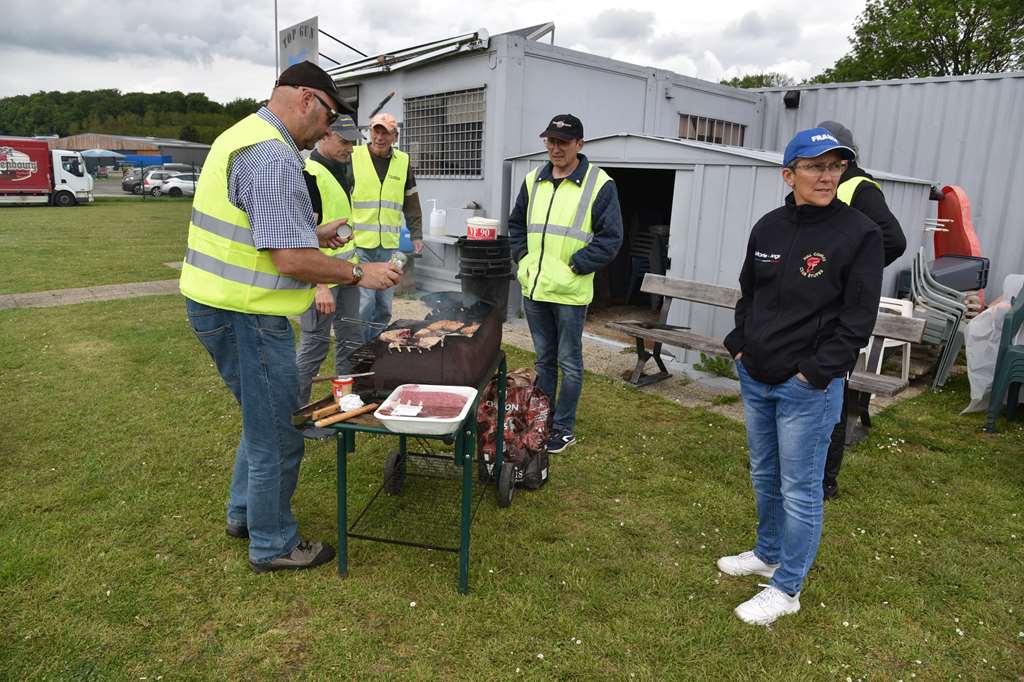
[179,113,315,316]
[837,175,881,206]
[350,144,408,249]
[517,163,610,306]
[305,157,358,289]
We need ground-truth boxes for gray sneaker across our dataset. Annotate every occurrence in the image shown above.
[249,539,336,573]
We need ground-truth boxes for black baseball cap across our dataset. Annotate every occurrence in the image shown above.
[275,61,354,115]
[539,114,584,141]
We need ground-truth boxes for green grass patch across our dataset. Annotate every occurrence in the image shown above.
[0,199,190,294]
[1,296,1022,679]
[711,393,740,406]
[693,352,738,380]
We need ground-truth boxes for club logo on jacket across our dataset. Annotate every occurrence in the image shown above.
[799,252,827,278]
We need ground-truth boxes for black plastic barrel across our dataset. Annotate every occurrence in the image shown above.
[456,237,513,321]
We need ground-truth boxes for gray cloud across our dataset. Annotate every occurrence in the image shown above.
[0,0,272,65]
[590,10,655,41]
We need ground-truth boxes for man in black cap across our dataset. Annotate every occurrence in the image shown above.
[816,120,907,500]
[180,61,401,573]
[295,114,365,403]
[508,114,623,453]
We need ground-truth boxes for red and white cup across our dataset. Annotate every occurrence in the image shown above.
[331,377,354,406]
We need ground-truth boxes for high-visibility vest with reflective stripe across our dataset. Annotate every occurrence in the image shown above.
[179,114,315,315]
[837,175,881,206]
[305,157,358,289]
[517,163,610,306]
[350,144,408,249]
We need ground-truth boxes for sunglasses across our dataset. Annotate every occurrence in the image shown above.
[294,86,339,124]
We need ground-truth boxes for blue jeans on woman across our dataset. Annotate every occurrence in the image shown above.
[356,247,397,341]
[185,298,304,564]
[736,361,843,595]
[522,298,587,434]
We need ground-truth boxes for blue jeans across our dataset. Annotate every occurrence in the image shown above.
[523,298,587,434]
[295,285,363,403]
[737,361,843,595]
[356,247,396,341]
[185,298,304,563]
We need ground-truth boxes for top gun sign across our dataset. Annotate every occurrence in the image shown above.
[279,16,319,75]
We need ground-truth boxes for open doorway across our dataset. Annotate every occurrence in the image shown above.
[588,166,675,339]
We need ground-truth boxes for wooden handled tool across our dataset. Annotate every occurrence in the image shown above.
[314,403,379,428]
[311,402,341,420]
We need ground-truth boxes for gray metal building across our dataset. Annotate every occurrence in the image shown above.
[757,72,1024,297]
[509,135,933,356]
[328,25,765,292]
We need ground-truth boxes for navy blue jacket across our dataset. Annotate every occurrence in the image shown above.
[507,155,623,275]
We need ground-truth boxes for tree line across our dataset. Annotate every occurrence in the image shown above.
[722,0,1023,89]
[0,89,263,143]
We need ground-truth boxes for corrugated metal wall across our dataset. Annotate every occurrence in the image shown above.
[757,73,1024,297]
[665,163,933,359]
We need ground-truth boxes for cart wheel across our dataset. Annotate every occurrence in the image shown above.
[497,462,514,508]
[384,451,405,495]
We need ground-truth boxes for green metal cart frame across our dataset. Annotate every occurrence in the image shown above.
[328,352,507,594]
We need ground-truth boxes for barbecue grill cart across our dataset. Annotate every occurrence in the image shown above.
[294,293,509,594]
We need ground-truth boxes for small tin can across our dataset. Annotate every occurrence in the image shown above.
[336,224,353,241]
[331,377,354,406]
[389,251,408,272]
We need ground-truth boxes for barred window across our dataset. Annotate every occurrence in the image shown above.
[679,114,745,146]
[403,87,485,178]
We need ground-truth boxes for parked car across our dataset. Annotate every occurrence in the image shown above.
[155,173,198,197]
[141,170,180,195]
[122,163,199,194]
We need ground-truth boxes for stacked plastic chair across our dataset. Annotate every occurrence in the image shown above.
[910,248,969,388]
[984,291,1024,432]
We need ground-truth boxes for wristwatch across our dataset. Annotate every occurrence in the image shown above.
[351,264,364,284]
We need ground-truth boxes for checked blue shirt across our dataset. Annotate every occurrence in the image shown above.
[227,107,318,251]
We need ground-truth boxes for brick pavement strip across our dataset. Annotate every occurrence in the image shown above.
[0,279,180,310]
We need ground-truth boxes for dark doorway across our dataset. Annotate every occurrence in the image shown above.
[587,166,675,336]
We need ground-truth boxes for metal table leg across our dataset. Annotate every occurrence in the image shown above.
[457,416,474,594]
[336,430,352,578]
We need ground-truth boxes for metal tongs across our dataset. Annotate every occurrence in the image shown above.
[311,371,376,383]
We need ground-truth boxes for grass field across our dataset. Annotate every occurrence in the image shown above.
[0,199,190,294]
[1,202,1022,679]
[2,294,1022,680]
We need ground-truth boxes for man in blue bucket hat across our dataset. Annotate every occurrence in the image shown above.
[717,127,883,625]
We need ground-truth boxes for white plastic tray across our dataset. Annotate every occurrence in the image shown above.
[374,384,479,435]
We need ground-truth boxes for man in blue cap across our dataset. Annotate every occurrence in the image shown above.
[717,128,883,625]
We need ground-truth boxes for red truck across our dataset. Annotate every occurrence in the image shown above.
[0,138,94,207]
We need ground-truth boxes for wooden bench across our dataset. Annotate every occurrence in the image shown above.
[607,274,926,397]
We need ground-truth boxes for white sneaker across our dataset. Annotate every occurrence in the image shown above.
[716,550,779,578]
[734,585,801,626]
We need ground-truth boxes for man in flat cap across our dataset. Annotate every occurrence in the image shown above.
[295,114,365,404]
[180,61,402,573]
[508,114,623,454]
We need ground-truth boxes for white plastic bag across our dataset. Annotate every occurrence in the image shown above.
[961,275,1024,414]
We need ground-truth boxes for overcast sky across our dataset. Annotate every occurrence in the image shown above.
[0,0,868,103]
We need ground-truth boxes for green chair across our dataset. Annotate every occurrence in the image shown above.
[985,291,1024,432]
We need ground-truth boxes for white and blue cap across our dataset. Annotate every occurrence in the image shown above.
[783,127,856,167]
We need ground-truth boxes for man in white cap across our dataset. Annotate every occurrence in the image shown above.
[350,112,424,338]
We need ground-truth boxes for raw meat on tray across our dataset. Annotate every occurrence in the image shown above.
[377,385,470,419]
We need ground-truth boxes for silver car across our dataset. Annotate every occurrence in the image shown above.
[156,173,198,197]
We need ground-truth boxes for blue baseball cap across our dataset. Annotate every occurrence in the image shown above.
[782,127,856,167]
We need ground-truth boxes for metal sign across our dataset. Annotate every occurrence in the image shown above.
[278,16,319,74]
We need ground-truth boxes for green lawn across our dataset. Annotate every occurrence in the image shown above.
[0,198,191,294]
[1,295,1022,680]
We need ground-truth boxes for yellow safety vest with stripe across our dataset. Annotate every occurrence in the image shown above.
[837,175,881,206]
[517,163,610,306]
[305,157,358,289]
[179,113,315,316]
[350,144,408,249]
